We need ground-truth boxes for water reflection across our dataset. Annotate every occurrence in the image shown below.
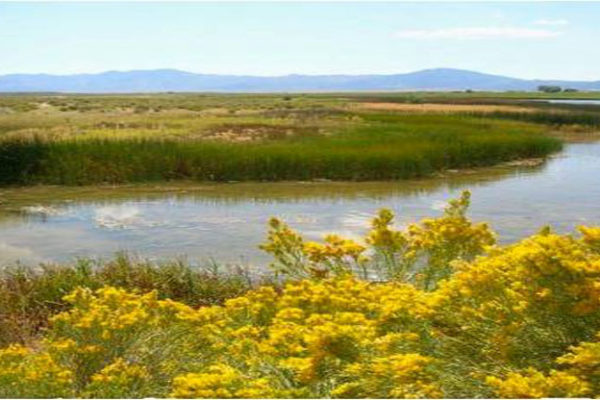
[542,99,600,106]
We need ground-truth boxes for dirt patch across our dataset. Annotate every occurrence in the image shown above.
[199,124,315,142]
[260,108,348,120]
[92,121,183,130]
[355,102,536,113]
[198,108,232,116]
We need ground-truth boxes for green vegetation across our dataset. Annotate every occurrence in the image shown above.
[0,93,576,185]
[537,85,564,93]
[0,117,561,185]
[536,85,581,94]
[0,253,258,346]
[465,110,600,128]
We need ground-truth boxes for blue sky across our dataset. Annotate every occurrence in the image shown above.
[1,2,599,80]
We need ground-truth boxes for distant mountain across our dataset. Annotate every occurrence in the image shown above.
[0,68,599,93]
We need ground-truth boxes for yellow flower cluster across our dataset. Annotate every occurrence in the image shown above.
[0,344,73,398]
[331,353,442,398]
[262,190,495,287]
[1,192,600,398]
[168,276,439,398]
[486,368,589,398]
[3,286,196,397]
[85,358,151,398]
[580,226,600,252]
[171,364,275,398]
[488,330,600,397]
[303,234,367,276]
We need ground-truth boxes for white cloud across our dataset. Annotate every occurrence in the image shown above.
[533,19,569,26]
[394,27,562,40]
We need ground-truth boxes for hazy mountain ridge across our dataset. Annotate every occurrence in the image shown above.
[1,68,599,93]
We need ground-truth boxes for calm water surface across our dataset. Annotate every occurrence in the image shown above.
[1,141,599,266]
[537,99,600,106]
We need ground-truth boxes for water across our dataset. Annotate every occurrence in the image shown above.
[1,141,599,266]
[536,99,600,106]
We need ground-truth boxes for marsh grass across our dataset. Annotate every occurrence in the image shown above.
[0,113,561,185]
[0,254,258,346]
[467,110,600,128]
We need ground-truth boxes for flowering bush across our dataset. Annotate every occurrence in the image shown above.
[261,190,495,288]
[1,191,600,398]
[0,344,73,398]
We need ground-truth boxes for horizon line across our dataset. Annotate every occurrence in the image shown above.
[0,67,598,82]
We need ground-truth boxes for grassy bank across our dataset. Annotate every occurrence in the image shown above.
[0,113,561,185]
[1,193,600,397]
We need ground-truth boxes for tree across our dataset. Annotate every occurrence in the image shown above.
[538,85,562,93]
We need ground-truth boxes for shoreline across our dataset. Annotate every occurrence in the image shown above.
[0,152,557,213]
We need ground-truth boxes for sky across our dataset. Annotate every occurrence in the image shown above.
[0,2,599,80]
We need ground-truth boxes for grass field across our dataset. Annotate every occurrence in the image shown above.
[1,92,589,185]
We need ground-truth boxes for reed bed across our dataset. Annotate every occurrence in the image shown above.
[0,114,561,185]
[468,110,600,128]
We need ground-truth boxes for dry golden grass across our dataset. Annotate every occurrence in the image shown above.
[355,102,536,113]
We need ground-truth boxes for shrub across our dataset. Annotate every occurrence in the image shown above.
[0,255,255,346]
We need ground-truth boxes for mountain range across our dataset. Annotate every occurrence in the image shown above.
[1,68,599,93]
